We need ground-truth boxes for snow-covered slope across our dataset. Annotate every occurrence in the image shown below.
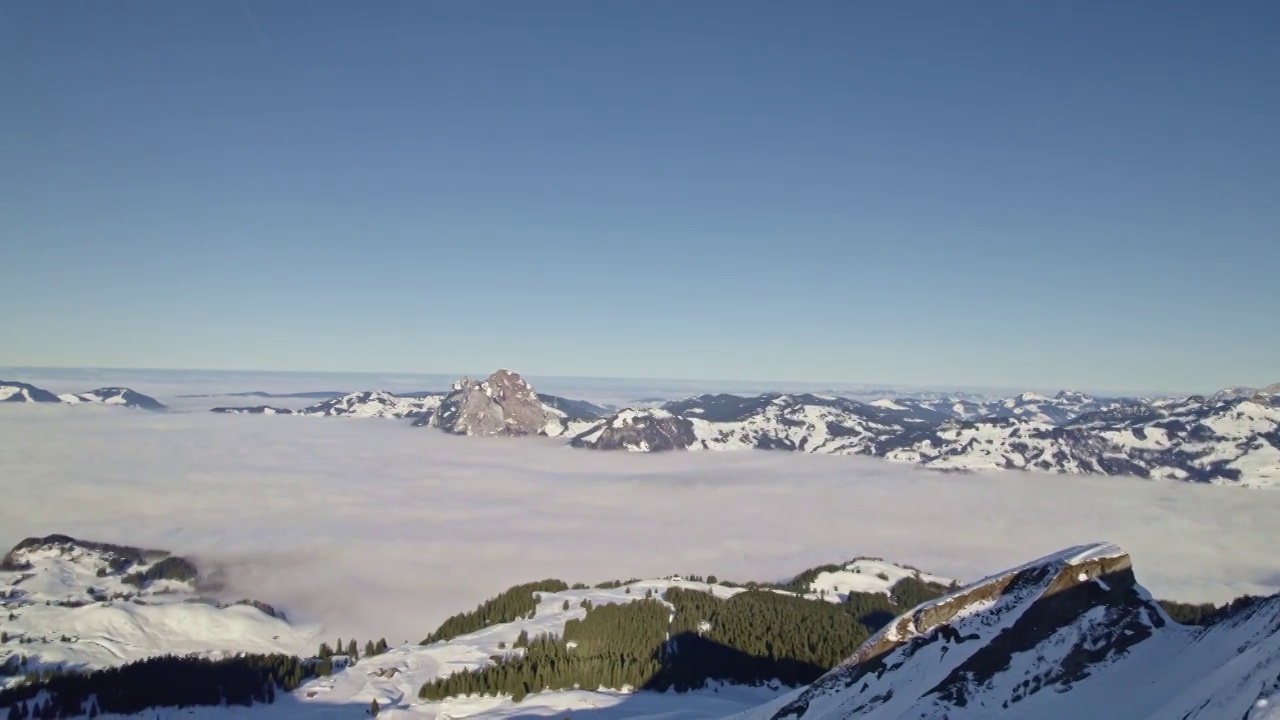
[4,539,1275,720]
[730,543,1280,720]
[0,535,314,689]
[802,559,954,603]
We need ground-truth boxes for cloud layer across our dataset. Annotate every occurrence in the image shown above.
[1,405,1276,645]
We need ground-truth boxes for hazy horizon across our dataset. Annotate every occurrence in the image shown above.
[0,364,1237,403]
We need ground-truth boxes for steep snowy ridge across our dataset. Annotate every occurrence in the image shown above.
[732,544,1280,720]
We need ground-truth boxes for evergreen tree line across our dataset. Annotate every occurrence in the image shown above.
[0,654,313,719]
[316,637,390,661]
[121,556,199,588]
[421,580,569,645]
[419,599,670,702]
[1158,595,1265,627]
[419,579,954,703]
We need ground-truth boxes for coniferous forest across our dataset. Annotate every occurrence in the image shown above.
[418,575,952,702]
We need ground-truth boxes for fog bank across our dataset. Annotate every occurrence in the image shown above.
[1,406,1275,644]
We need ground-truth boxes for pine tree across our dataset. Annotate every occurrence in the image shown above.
[365,640,376,657]
[348,639,359,662]
[7,703,20,720]
[318,642,333,658]
[562,600,570,611]
[369,698,379,717]
[376,638,388,654]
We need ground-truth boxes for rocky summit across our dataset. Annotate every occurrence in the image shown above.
[425,369,558,437]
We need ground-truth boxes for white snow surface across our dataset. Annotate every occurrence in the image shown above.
[803,559,954,602]
[0,542,315,689]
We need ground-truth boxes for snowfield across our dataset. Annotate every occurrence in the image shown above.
[1,541,315,689]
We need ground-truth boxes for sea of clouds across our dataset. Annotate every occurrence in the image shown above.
[1,395,1277,648]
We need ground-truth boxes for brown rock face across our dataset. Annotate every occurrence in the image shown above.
[428,369,555,437]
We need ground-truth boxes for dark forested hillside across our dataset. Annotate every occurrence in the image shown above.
[421,579,570,645]
[0,654,312,719]
[419,576,953,702]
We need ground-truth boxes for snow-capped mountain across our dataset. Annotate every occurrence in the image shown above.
[731,543,1280,720]
[0,535,312,689]
[57,387,167,410]
[0,381,62,403]
[1,381,165,409]
[571,390,1280,487]
[572,394,935,455]
[210,371,607,437]
[890,395,1280,487]
[211,390,443,418]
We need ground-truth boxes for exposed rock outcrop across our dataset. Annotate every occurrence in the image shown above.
[426,369,557,437]
[731,543,1280,720]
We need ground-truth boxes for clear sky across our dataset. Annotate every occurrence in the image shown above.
[3,1,1277,394]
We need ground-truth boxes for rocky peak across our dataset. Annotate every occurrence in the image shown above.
[428,369,554,437]
[761,543,1169,719]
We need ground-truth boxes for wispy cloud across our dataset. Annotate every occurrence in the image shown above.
[1,407,1275,644]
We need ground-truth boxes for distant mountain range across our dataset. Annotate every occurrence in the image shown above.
[207,370,1280,487]
[573,388,1280,487]
[7,372,1277,487]
[0,381,166,410]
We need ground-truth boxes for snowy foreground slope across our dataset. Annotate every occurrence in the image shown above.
[730,543,1280,720]
[0,536,313,688]
[3,533,1278,719]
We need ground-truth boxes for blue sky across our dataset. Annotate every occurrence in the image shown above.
[3,1,1277,394]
